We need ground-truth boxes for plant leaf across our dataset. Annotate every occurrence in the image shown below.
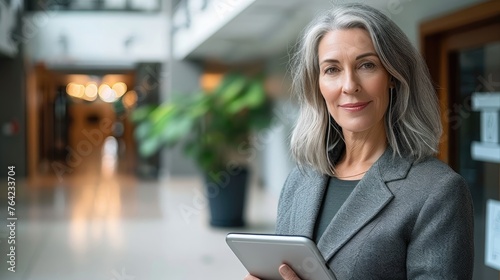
[130,105,156,122]
[138,134,162,157]
[134,121,153,141]
[160,115,195,144]
[226,79,265,114]
[215,73,248,105]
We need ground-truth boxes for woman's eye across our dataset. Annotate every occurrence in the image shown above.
[324,67,339,74]
[360,62,376,69]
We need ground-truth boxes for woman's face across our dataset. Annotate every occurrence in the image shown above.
[318,28,391,134]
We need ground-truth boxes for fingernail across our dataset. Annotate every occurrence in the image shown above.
[280,265,291,274]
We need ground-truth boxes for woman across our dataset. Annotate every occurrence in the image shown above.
[246,3,473,280]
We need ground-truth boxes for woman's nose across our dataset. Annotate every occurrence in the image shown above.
[341,71,360,94]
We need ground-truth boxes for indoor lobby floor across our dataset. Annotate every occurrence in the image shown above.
[0,168,279,280]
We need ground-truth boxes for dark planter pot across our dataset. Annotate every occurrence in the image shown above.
[204,167,249,227]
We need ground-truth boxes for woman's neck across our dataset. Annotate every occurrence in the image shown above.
[334,124,387,179]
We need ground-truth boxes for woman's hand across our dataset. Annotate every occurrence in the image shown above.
[244,264,301,280]
[279,264,302,280]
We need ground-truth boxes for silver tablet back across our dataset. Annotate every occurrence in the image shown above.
[226,233,336,280]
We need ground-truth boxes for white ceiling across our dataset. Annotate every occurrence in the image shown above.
[184,0,391,62]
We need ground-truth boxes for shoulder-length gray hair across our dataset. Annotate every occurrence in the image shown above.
[290,3,442,175]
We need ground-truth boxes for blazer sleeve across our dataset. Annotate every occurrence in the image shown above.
[406,173,474,279]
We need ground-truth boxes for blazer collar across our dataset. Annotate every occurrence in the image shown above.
[290,147,413,261]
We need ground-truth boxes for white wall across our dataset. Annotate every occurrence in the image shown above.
[256,55,298,195]
[391,0,488,46]
[24,12,169,65]
[261,98,297,196]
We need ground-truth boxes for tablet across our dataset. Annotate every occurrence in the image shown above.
[226,233,336,280]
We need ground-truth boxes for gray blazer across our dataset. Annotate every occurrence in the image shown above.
[276,148,474,279]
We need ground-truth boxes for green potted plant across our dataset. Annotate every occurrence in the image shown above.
[131,72,272,227]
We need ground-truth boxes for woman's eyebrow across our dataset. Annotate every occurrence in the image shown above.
[320,52,379,65]
[356,52,378,60]
[319,58,339,65]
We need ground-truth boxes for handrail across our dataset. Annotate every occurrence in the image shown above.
[25,0,162,12]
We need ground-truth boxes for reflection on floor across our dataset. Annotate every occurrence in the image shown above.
[0,171,279,280]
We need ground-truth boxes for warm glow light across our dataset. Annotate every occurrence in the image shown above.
[66,82,76,96]
[65,76,131,103]
[99,85,117,103]
[112,82,128,98]
[102,74,127,86]
[122,90,138,109]
[201,73,224,92]
[66,82,85,98]
[84,83,98,101]
[99,84,111,95]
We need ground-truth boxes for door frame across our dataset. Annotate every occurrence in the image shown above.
[420,1,500,279]
[420,0,500,166]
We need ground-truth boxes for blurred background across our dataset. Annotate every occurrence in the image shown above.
[0,0,499,279]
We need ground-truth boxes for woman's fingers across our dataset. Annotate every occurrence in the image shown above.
[243,264,301,280]
[279,264,302,280]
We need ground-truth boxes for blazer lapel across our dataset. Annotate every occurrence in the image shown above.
[289,169,329,238]
[317,148,412,261]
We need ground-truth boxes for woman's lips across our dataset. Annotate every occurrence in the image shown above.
[339,101,371,112]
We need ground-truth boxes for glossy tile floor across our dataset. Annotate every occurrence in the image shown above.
[0,161,279,279]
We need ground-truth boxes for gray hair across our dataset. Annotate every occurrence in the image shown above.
[290,3,442,175]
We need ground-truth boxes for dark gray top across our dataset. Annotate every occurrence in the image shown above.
[314,177,358,243]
